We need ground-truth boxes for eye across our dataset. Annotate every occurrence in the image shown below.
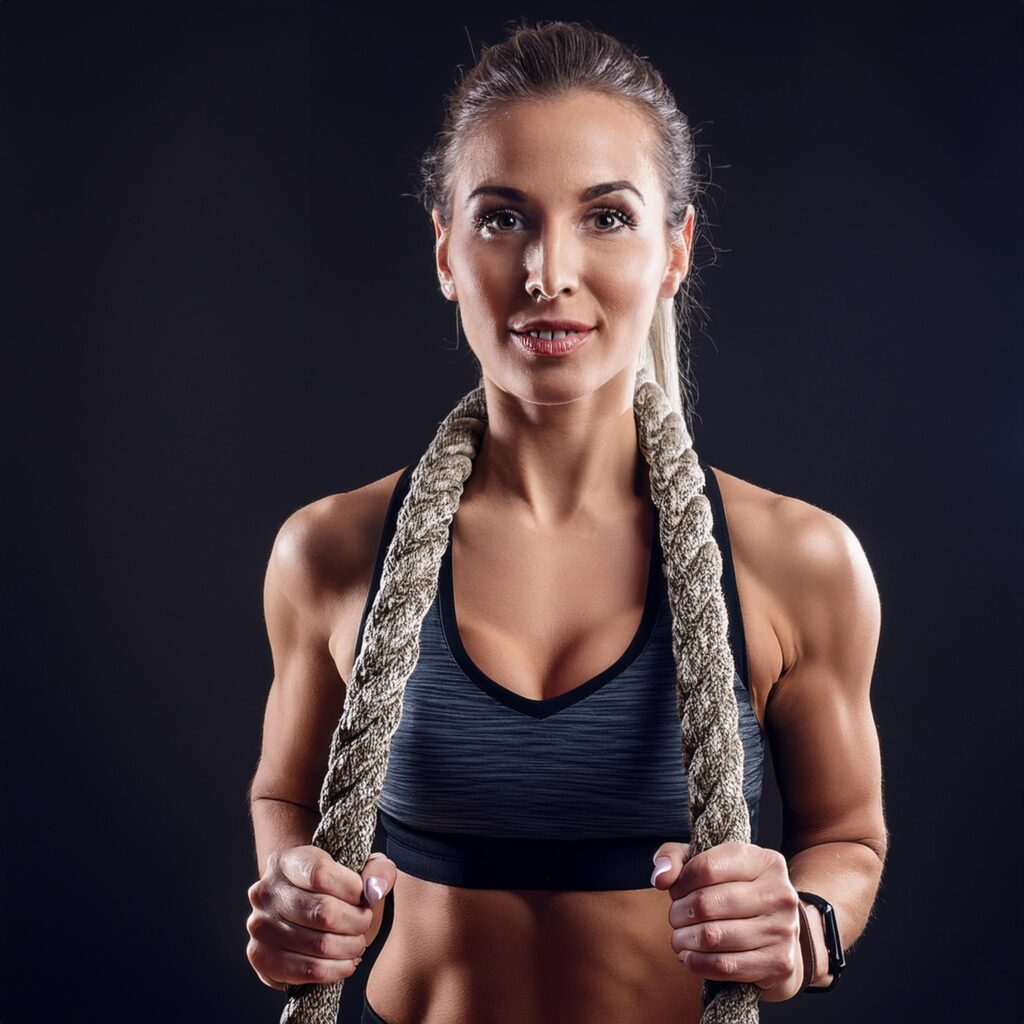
[472,205,638,235]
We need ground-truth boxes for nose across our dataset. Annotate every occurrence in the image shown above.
[523,224,580,300]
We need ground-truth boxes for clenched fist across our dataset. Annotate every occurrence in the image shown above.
[650,840,806,1002]
[246,845,397,991]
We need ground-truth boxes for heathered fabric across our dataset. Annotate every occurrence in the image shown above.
[280,365,763,1023]
[354,459,764,889]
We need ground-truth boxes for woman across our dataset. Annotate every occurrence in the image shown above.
[245,20,888,1024]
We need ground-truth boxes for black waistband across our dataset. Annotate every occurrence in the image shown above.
[379,807,682,891]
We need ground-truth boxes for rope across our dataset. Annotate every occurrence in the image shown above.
[279,364,758,1022]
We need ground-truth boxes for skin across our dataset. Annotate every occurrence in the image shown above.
[246,90,888,1023]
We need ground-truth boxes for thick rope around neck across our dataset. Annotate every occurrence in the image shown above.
[280,365,759,1023]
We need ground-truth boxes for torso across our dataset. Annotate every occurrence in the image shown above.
[320,461,788,1024]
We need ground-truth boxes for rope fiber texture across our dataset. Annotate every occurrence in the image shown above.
[279,364,759,1022]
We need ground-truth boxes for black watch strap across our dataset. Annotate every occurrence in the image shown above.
[796,891,846,991]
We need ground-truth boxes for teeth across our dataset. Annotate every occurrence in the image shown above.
[527,330,570,340]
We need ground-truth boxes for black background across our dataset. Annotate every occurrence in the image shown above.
[2,2,1021,1022]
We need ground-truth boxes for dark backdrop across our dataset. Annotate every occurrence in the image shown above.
[3,2,1021,1022]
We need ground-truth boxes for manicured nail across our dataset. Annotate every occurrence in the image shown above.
[364,876,385,907]
[650,856,672,885]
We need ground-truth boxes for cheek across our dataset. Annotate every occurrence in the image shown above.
[453,244,515,313]
[588,250,660,320]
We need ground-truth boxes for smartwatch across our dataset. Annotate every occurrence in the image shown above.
[796,891,846,991]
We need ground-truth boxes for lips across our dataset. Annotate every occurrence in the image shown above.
[509,326,593,356]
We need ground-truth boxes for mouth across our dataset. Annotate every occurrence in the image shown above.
[509,326,594,356]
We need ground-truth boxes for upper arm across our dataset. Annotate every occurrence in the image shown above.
[764,505,888,864]
[248,500,353,811]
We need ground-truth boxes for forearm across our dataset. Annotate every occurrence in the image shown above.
[785,840,886,988]
[250,796,320,877]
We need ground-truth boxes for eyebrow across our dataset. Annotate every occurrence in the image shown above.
[465,180,646,207]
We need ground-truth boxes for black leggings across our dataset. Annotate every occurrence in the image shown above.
[361,991,391,1024]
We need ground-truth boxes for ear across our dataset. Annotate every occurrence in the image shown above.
[659,203,695,300]
[432,207,457,300]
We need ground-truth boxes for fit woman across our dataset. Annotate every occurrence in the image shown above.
[245,20,888,1024]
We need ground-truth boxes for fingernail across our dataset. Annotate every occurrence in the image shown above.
[650,856,672,885]
[364,876,385,907]
[354,956,363,966]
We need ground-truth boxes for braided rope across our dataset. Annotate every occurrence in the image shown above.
[279,364,759,1022]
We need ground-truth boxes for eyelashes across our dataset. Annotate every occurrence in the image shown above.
[472,205,639,235]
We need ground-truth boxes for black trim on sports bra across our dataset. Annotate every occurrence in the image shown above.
[354,458,751,700]
[441,507,663,720]
[354,464,415,660]
[699,457,752,696]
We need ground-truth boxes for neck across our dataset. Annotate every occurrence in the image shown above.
[466,367,649,527]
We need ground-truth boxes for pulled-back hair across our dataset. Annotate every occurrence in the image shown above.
[280,20,761,1024]
[417,16,709,440]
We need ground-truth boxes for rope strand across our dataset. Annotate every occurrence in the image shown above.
[279,365,758,1022]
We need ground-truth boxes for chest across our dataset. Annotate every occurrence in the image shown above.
[448,505,776,732]
[448,509,658,704]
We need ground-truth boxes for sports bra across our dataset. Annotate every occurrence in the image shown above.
[354,458,766,891]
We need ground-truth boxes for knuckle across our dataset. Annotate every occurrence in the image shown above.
[248,880,266,909]
[699,922,722,950]
[307,897,326,928]
[311,930,332,957]
[781,945,798,975]
[712,953,735,976]
[245,911,263,939]
[692,890,715,918]
[302,957,326,983]
[307,858,331,894]
[246,938,266,972]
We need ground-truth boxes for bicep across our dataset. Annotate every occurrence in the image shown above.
[764,512,888,861]
[250,508,349,810]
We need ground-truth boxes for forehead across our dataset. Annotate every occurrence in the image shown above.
[455,91,658,200]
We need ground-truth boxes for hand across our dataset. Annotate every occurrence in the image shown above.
[246,845,398,991]
[650,840,805,1002]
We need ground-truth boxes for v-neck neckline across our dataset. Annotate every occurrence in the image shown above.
[439,510,664,720]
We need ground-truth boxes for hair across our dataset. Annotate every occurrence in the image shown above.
[281,21,760,1024]
[417,15,710,442]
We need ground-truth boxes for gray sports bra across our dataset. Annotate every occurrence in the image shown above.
[356,458,765,890]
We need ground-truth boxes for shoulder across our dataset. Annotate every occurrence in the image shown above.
[708,464,881,681]
[265,465,412,630]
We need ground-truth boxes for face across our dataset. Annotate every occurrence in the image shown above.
[433,90,694,406]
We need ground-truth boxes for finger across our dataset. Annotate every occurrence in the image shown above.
[672,911,780,956]
[262,945,363,987]
[249,907,369,963]
[246,938,288,991]
[680,940,792,986]
[669,878,774,927]
[361,851,398,907]
[276,846,364,906]
[650,842,692,889]
[669,841,768,900]
[270,883,373,936]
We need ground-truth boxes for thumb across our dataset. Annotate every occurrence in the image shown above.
[650,841,692,889]
[361,851,397,908]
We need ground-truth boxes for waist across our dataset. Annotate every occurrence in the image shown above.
[379,807,685,891]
